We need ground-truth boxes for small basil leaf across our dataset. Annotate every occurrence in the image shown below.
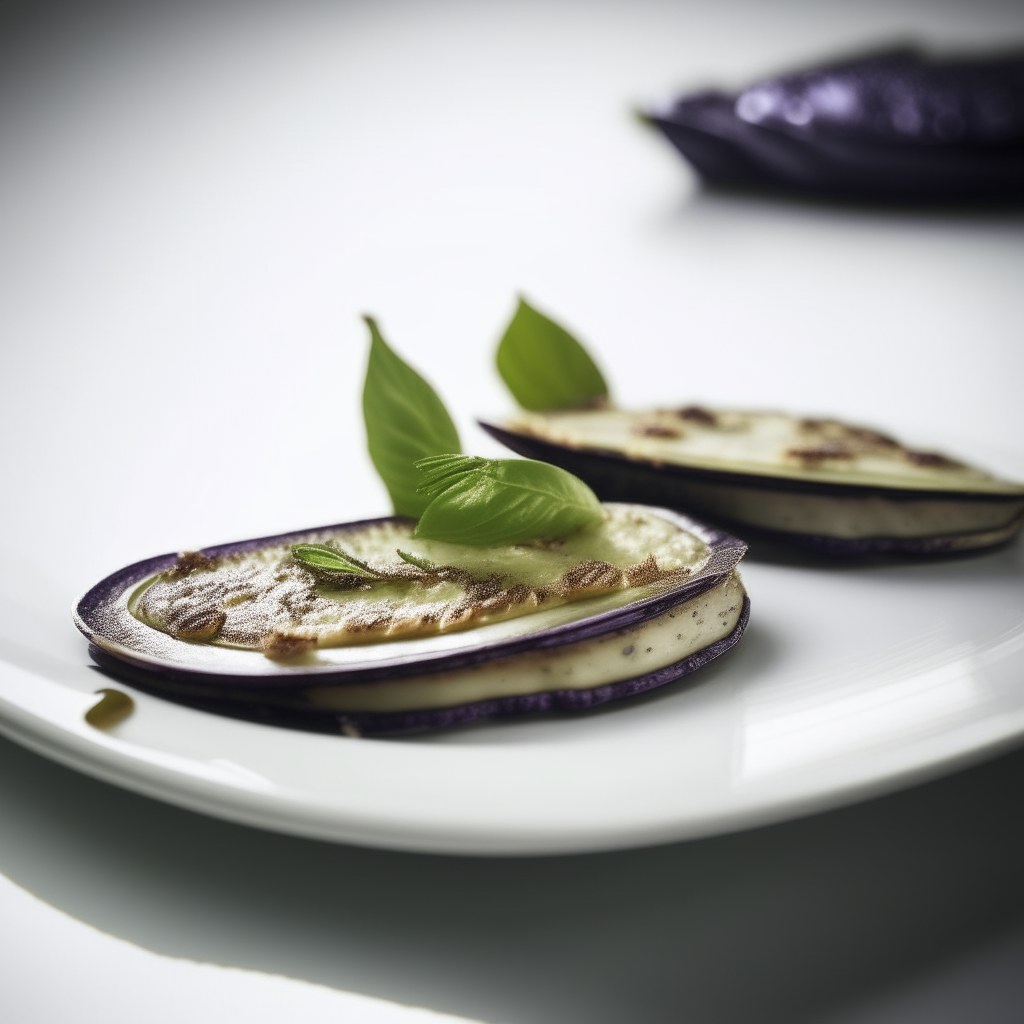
[496,297,609,411]
[291,544,377,577]
[412,456,604,547]
[396,549,436,571]
[362,316,462,518]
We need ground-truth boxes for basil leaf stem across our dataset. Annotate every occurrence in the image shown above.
[362,316,462,518]
[413,455,604,547]
[496,298,609,411]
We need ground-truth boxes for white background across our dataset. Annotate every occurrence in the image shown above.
[2,0,1023,1020]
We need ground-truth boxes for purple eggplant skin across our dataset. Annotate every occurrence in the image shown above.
[479,422,1024,558]
[87,597,749,736]
[645,48,1024,203]
[76,512,749,733]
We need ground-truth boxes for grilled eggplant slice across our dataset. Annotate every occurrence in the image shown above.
[75,506,748,734]
[645,48,1024,202]
[481,410,1024,555]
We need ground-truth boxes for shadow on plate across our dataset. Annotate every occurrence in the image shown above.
[0,731,1022,1024]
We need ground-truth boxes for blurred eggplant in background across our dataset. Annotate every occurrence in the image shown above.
[645,48,1024,202]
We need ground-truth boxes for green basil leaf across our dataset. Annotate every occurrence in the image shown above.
[291,543,378,578]
[496,297,609,411]
[412,456,604,547]
[414,454,490,500]
[362,316,462,518]
[396,549,436,571]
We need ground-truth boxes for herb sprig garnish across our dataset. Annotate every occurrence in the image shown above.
[413,454,604,546]
[396,549,436,571]
[496,297,609,411]
[293,543,443,583]
[291,544,384,580]
[362,316,462,518]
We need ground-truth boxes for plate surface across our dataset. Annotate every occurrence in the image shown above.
[1,535,1022,854]
[1,1,1023,856]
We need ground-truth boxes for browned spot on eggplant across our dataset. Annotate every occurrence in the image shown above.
[677,405,717,426]
[634,423,683,439]
[553,559,625,596]
[171,608,227,642]
[799,418,827,431]
[344,608,398,635]
[474,583,538,615]
[263,631,317,658]
[799,419,899,451]
[846,426,899,448]
[165,550,217,579]
[906,450,961,468]
[786,441,854,463]
[625,553,677,587]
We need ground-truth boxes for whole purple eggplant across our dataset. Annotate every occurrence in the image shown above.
[647,48,1024,202]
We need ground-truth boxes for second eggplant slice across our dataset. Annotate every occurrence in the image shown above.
[481,409,1024,555]
[76,505,748,734]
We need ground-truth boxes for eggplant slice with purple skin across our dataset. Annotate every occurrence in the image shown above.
[644,47,1024,203]
[75,506,748,735]
[480,411,1024,557]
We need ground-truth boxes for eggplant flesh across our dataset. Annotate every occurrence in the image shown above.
[481,410,1024,554]
[75,507,749,734]
[93,576,747,735]
[267,572,743,713]
[646,48,1024,202]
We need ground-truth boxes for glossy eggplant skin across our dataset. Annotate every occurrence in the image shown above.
[647,49,1024,202]
[76,512,748,734]
[480,422,1024,557]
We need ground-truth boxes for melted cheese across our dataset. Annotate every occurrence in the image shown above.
[131,505,710,653]
[508,408,1024,495]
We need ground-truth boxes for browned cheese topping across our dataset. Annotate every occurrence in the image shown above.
[784,418,959,470]
[505,407,1022,494]
[130,509,708,656]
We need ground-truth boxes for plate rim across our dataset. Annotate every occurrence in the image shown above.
[3,655,1024,856]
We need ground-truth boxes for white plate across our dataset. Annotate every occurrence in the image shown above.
[1,532,1023,854]
[1,2,1023,855]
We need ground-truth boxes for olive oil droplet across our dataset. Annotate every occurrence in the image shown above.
[85,689,135,730]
